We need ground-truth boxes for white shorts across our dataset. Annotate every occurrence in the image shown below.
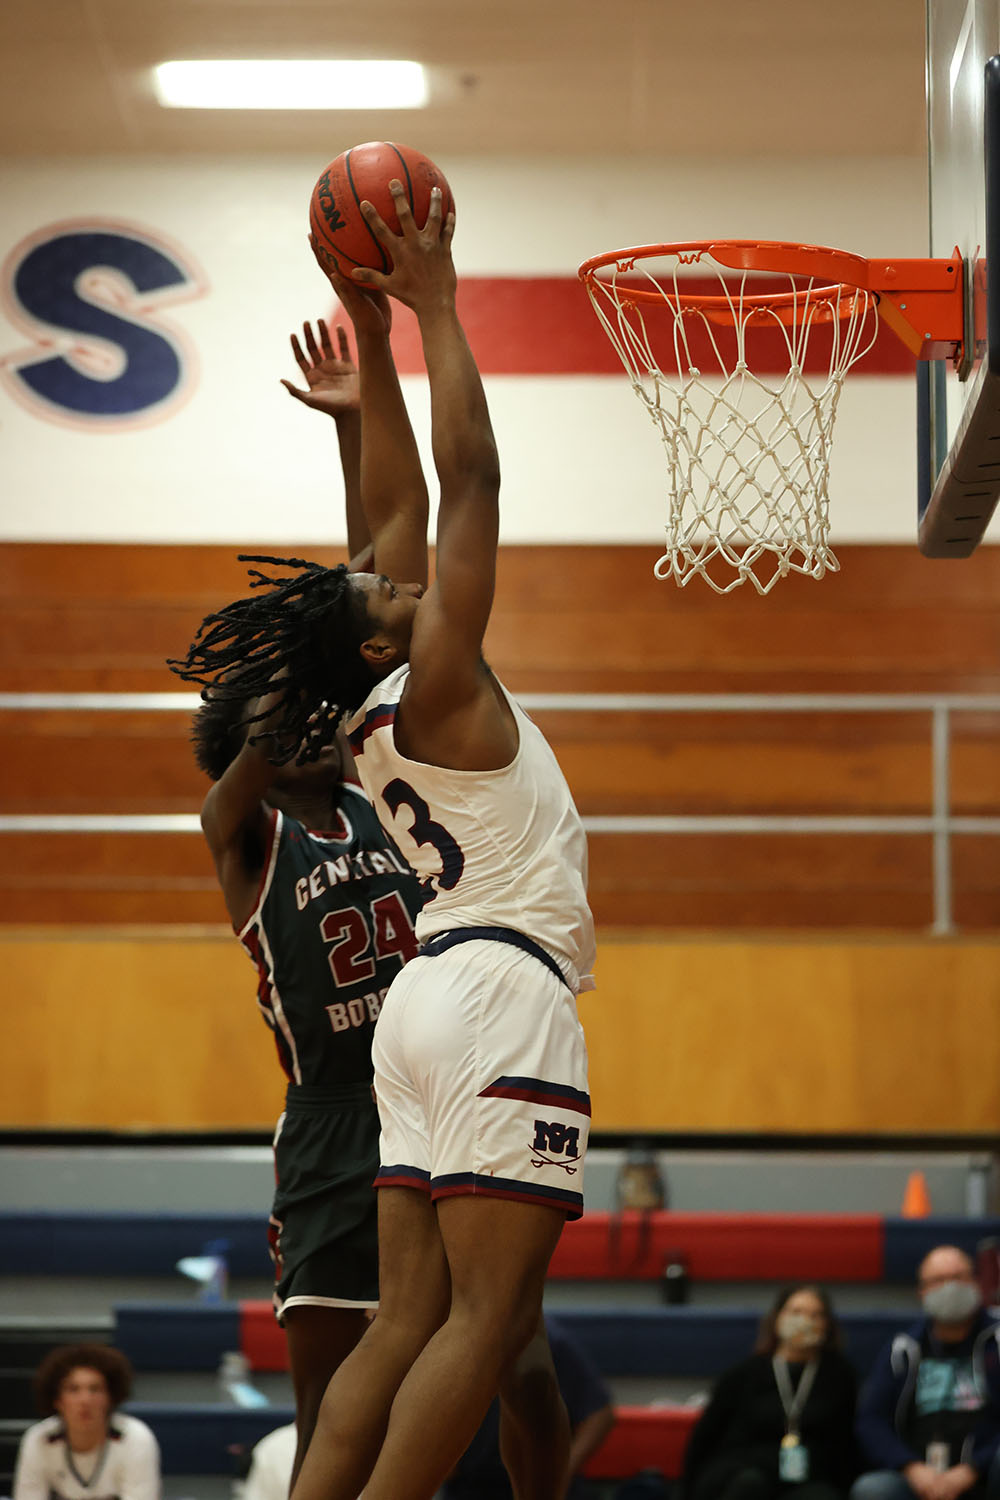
[372,933,590,1219]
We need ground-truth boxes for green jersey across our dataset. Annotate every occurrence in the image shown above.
[238,784,423,1087]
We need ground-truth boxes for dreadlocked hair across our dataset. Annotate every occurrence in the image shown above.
[167,555,376,765]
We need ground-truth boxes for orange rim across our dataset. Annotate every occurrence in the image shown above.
[578,239,874,318]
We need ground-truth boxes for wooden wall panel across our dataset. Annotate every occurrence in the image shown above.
[587,833,936,928]
[3,545,996,1135]
[3,541,1000,931]
[580,939,1000,1134]
[3,540,1000,694]
[534,711,935,815]
[0,712,202,812]
[3,932,284,1130]
[0,708,949,814]
[0,832,224,926]
[487,545,1000,695]
[5,932,999,1134]
[952,837,1000,928]
[4,827,998,930]
[0,545,350,693]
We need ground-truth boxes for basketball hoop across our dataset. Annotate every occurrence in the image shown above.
[578,240,963,594]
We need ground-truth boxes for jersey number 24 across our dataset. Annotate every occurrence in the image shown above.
[319,890,418,988]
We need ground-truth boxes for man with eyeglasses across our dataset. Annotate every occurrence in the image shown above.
[851,1246,1000,1500]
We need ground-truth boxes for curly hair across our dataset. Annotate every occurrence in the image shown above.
[168,556,376,767]
[34,1344,133,1415]
[754,1283,842,1354]
[190,683,253,782]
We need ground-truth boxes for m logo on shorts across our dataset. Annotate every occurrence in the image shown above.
[530,1120,581,1173]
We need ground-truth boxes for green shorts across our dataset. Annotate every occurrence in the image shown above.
[269,1081,380,1321]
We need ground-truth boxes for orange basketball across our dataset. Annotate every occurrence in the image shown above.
[309,141,454,276]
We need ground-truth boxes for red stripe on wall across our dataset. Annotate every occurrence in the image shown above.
[333,277,915,377]
[548,1211,885,1282]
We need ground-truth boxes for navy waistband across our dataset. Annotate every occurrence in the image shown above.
[418,927,570,990]
[284,1081,374,1111]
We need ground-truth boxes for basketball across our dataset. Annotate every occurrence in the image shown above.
[309,141,454,277]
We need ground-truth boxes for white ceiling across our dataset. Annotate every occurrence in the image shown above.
[0,0,927,159]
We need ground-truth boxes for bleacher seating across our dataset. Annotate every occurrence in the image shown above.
[3,1207,994,1281]
[4,1205,999,1485]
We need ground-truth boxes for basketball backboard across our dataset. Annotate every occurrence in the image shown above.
[920,0,1000,554]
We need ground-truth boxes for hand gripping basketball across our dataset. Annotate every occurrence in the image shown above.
[351,182,457,310]
[309,140,454,275]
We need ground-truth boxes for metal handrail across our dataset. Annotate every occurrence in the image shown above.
[5,692,1000,712]
[4,691,1000,935]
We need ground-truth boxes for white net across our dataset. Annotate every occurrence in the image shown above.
[583,249,880,594]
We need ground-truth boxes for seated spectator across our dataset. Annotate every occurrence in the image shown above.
[441,1314,616,1500]
[13,1343,160,1500]
[851,1245,1000,1500]
[242,1424,297,1500]
[683,1285,858,1500]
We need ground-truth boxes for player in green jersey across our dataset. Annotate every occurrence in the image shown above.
[175,316,423,1487]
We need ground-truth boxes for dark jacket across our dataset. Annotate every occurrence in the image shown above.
[682,1349,858,1498]
[855,1311,1000,1476]
[443,1315,612,1500]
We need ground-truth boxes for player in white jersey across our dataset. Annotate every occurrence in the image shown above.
[300,183,596,1500]
[346,668,593,984]
[346,661,593,1217]
[171,186,595,1500]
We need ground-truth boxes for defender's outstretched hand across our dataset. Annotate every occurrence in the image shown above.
[352,183,456,310]
[280,319,359,417]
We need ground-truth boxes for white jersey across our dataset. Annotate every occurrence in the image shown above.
[241,1423,295,1500]
[346,665,595,990]
[13,1415,160,1500]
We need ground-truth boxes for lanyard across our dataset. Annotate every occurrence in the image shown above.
[772,1357,819,1437]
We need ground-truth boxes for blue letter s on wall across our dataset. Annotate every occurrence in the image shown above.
[2,222,206,426]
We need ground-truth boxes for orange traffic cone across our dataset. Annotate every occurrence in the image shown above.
[902,1170,932,1218]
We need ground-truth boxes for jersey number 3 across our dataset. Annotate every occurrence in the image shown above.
[382,778,465,897]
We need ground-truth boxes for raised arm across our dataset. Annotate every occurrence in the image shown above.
[198,692,343,928]
[312,245,430,589]
[416,260,501,657]
[198,694,287,926]
[280,318,370,567]
[353,185,501,699]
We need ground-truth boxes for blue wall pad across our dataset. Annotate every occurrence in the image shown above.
[552,1307,906,1377]
[883,1218,1000,1283]
[124,1404,294,1474]
[10,1210,1000,1284]
[115,1302,907,1379]
[116,1305,241,1371]
[0,1212,273,1277]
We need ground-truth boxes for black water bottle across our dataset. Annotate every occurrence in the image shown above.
[661,1247,690,1305]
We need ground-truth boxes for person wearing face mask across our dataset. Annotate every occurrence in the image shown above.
[682,1285,858,1500]
[851,1245,1000,1500]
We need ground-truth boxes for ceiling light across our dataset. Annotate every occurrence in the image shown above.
[153,60,428,110]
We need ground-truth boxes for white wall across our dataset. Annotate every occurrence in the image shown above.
[0,152,948,546]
